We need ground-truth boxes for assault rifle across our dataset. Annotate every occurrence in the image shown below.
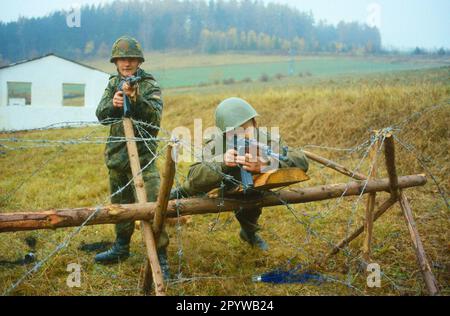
[232,135,289,193]
[118,75,141,117]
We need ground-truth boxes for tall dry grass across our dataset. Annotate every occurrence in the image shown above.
[0,66,448,295]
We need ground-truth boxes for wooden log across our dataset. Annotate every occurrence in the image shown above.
[399,191,439,296]
[152,144,176,240]
[0,174,427,233]
[303,150,367,181]
[303,150,391,195]
[363,133,380,261]
[141,216,164,296]
[143,144,175,294]
[123,118,165,296]
[324,134,431,266]
[384,134,399,199]
[323,197,397,261]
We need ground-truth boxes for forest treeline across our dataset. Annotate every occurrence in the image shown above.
[0,0,382,63]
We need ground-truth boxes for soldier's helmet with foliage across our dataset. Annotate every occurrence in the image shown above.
[110,36,145,63]
[215,97,259,132]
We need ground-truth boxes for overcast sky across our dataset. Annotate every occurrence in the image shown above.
[1,0,449,49]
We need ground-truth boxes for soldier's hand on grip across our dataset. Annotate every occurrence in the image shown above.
[224,149,238,168]
[113,91,124,108]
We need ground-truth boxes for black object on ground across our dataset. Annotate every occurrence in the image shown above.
[79,241,113,253]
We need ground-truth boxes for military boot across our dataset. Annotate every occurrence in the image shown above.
[94,237,130,264]
[239,229,269,251]
[157,249,171,281]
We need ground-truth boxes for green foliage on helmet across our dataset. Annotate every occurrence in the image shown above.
[215,97,259,132]
[110,36,145,63]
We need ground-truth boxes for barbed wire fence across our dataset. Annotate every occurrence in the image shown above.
[132,110,446,295]
[0,102,448,295]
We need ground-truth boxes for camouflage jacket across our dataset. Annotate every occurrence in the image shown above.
[180,130,309,196]
[96,68,163,171]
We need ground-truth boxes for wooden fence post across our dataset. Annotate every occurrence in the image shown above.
[123,117,166,296]
[398,191,439,295]
[363,132,380,262]
[323,197,397,262]
[384,134,399,200]
[142,143,176,294]
[303,150,368,181]
[384,133,438,295]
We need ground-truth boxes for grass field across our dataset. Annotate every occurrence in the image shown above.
[85,52,450,89]
[0,63,449,296]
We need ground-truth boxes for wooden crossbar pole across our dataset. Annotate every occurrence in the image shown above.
[384,133,438,295]
[399,191,439,295]
[323,196,397,262]
[142,144,176,294]
[0,175,427,233]
[123,117,165,296]
[153,144,176,239]
[363,132,380,261]
[384,134,399,199]
[303,150,367,181]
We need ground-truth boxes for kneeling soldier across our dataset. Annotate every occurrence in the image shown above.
[172,97,309,251]
[95,36,170,279]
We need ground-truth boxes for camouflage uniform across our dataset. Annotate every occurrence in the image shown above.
[179,131,309,234]
[96,67,169,250]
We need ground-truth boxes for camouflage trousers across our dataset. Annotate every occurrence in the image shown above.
[109,164,169,250]
[234,207,262,233]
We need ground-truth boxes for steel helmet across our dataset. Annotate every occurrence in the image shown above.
[215,97,259,132]
[110,36,145,63]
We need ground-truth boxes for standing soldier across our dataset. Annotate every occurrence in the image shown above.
[172,97,309,251]
[95,36,170,279]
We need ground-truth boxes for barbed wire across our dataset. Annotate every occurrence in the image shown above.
[2,140,169,295]
[392,101,449,131]
[125,116,437,293]
[152,112,442,293]
[0,119,122,134]
[0,126,105,206]
[1,101,447,295]
[145,120,373,293]
[301,140,371,153]
[392,134,449,210]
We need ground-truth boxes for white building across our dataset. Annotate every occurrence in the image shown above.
[0,53,110,131]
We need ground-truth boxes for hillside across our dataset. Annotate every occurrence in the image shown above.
[0,0,381,63]
[84,52,450,89]
[0,66,448,295]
